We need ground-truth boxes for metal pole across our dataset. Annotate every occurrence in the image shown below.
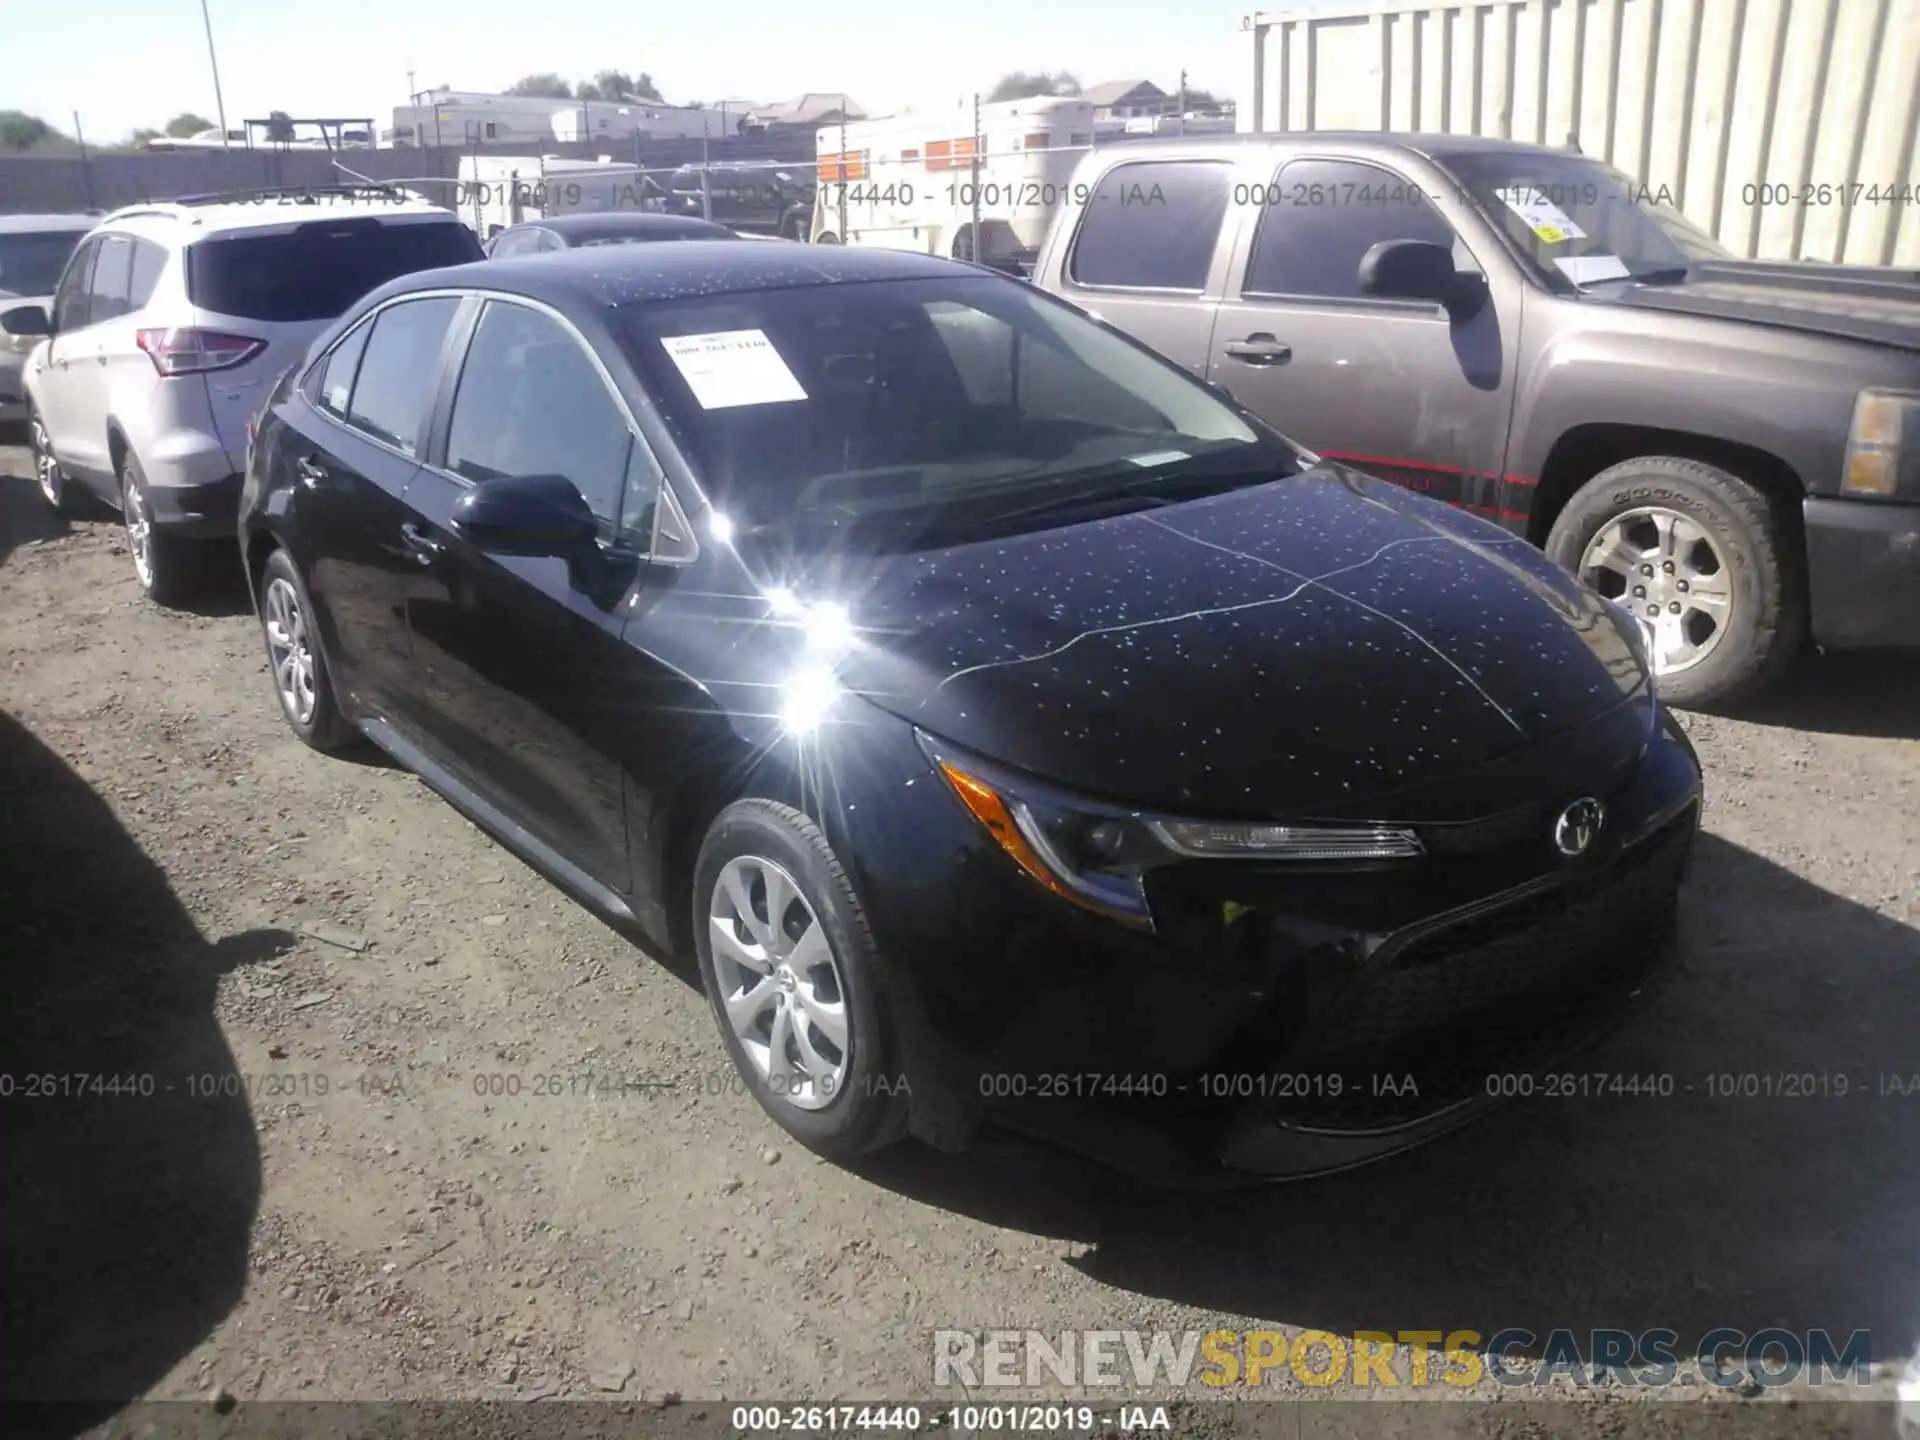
[701,109,712,218]
[73,112,96,210]
[201,0,231,147]
[408,70,418,146]
[969,91,982,262]
[836,99,848,241]
[1178,70,1188,135]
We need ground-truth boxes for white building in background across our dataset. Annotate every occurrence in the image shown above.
[392,89,740,148]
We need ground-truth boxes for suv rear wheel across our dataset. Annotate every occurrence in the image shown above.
[1545,455,1804,709]
[118,450,202,608]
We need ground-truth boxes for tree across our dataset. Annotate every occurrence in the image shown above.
[506,73,573,99]
[163,111,214,137]
[129,127,163,147]
[986,70,1080,103]
[577,70,663,103]
[0,110,54,152]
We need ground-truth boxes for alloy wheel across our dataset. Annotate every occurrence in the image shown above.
[708,854,850,1110]
[30,412,60,507]
[123,478,154,590]
[1578,506,1734,677]
[263,576,318,725]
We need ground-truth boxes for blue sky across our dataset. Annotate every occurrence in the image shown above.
[8,0,1299,143]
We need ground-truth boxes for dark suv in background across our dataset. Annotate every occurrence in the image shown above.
[666,164,815,238]
[1035,134,1920,708]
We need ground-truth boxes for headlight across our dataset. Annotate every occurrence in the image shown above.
[1843,388,1920,498]
[918,732,1423,931]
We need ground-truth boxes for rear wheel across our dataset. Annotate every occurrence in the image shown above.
[1545,455,1803,709]
[257,546,357,753]
[693,799,908,1161]
[118,450,203,608]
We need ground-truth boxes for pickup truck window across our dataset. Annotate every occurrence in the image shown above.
[1068,160,1231,292]
[1242,159,1461,300]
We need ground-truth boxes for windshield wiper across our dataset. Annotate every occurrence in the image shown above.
[928,470,1274,545]
[1626,266,1693,286]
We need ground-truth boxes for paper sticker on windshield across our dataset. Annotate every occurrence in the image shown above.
[1128,449,1191,468]
[1494,186,1588,245]
[659,329,807,410]
[1554,254,1632,284]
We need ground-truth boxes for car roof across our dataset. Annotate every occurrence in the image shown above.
[1088,131,1584,163]
[0,213,100,233]
[96,194,461,241]
[521,213,735,239]
[390,240,971,311]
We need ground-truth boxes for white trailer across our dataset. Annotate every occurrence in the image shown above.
[455,155,660,240]
[1237,0,1920,266]
[810,96,1096,266]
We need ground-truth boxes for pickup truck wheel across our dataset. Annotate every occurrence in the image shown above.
[1545,455,1803,710]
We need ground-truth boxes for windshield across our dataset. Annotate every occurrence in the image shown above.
[0,230,89,299]
[620,275,1300,554]
[1436,150,1730,288]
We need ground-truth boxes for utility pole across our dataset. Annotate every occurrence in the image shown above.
[1178,69,1188,135]
[836,99,848,243]
[407,69,418,147]
[73,112,96,209]
[200,0,230,147]
[969,90,982,263]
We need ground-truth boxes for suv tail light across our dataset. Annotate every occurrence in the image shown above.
[135,327,266,376]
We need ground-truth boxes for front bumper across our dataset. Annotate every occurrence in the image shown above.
[830,701,1702,1183]
[1805,495,1920,651]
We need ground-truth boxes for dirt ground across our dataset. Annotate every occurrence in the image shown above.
[1,434,1917,1439]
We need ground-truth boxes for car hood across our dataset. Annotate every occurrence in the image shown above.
[819,465,1646,819]
[1603,259,1920,353]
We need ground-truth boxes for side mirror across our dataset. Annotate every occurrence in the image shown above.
[451,474,598,556]
[1357,239,1458,305]
[1,303,53,338]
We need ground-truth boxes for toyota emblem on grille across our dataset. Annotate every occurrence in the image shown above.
[1553,797,1605,857]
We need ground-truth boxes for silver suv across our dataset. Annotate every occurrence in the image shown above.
[1,188,482,603]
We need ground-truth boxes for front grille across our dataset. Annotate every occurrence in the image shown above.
[1250,804,1696,1130]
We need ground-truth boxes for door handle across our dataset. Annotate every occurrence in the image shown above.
[399,523,443,564]
[295,456,328,488]
[1223,335,1292,366]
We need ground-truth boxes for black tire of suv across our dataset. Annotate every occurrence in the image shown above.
[257,546,358,754]
[117,450,203,608]
[28,404,85,519]
[692,799,910,1162]
[1545,455,1804,710]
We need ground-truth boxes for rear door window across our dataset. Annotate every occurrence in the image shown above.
[314,319,373,418]
[185,218,482,323]
[341,296,462,453]
[87,235,138,323]
[1067,160,1232,291]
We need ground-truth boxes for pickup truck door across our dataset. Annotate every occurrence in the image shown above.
[1207,156,1520,525]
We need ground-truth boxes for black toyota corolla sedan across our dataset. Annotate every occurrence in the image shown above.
[239,243,1702,1184]
[484,210,737,258]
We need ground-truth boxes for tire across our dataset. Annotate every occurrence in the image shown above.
[814,231,841,246]
[952,227,975,263]
[1545,455,1804,710]
[693,799,908,1161]
[257,546,357,753]
[28,403,84,518]
[118,449,203,608]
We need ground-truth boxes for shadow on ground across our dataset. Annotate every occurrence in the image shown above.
[860,830,1920,1372]
[0,706,292,1428]
[1735,650,1920,741]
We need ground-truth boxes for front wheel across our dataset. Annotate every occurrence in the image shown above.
[693,799,908,1161]
[29,405,84,518]
[1545,455,1803,709]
